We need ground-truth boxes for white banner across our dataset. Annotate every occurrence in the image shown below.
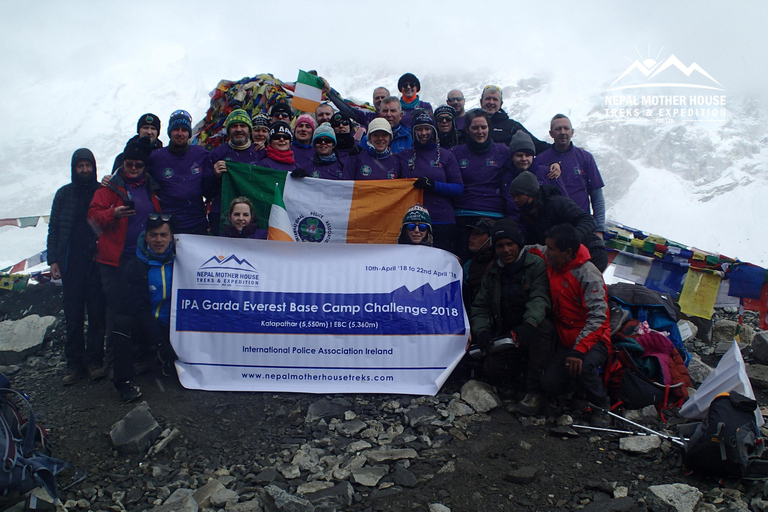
[171,235,469,395]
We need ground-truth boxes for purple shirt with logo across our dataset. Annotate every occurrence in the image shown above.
[353,150,402,180]
[533,143,604,214]
[451,143,509,215]
[399,147,463,224]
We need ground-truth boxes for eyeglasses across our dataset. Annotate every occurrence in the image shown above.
[447,97,464,102]
[315,138,335,145]
[272,134,291,141]
[331,119,350,127]
[272,112,291,119]
[148,213,173,222]
[123,162,145,170]
[437,116,452,123]
[406,223,428,232]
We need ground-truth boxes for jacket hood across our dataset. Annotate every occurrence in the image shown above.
[71,148,98,186]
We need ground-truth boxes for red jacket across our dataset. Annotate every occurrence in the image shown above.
[87,174,161,267]
[547,244,611,354]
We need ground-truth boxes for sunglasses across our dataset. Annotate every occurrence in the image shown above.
[148,213,173,222]
[272,112,291,119]
[437,116,452,123]
[315,138,335,145]
[406,223,428,232]
[124,162,145,170]
[447,97,464,102]
[331,119,351,126]
[272,134,291,141]
[402,82,417,89]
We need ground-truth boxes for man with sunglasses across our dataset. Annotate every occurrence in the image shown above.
[398,73,432,128]
[147,110,210,235]
[111,213,179,402]
[446,90,466,132]
[480,85,549,154]
[270,102,294,125]
[330,111,362,165]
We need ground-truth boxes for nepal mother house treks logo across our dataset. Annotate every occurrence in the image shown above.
[196,253,259,287]
[603,45,726,123]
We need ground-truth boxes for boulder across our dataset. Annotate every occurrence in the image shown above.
[109,401,162,454]
[429,505,451,512]
[305,400,347,422]
[405,405,440,427]
[151,488,198,512]
[365,448,417,463]
[351,466,388,487]
[260,485,315,512]
[0,315,56,365]
[747,364,768,389]
[646,483,702,512]
[752,331,768,364]
[192,479,224,508]
[713,319,754,344]
[504,466,538,484]
[460,380,502,413]
[619,435,661,454]
[686,354,713,385]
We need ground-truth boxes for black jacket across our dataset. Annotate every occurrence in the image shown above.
[489,109,550,154]
[47,149,100,269]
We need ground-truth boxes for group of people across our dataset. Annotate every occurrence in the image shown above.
[47,72,612,417]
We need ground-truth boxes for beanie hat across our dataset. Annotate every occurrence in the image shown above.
[270,102,293,119]
[251,113,271,128]
[295,114,317,132]
[411,111,437,139]
[491,218,524,248]
[122,136,153,164]
[367,117,393,137]
[225,109,253,131]
[312,122,336,145]
[508,130,536,155]
[433,105,456,120]
[508,171,540,197]
[467,217,495,236]
[398,73,421,92]
[330,111,352,127]
[167,109,192,137]
[269,121,293,141]
[402,204,432,226]
[137,113,160,133]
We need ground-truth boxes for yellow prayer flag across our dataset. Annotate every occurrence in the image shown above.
[678,268,721,319]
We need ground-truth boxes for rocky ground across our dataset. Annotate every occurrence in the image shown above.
[2,283,768,512]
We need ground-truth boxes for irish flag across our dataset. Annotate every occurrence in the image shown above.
[291,70,325,113]
[222,162,422,244]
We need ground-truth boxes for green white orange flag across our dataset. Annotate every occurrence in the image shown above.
[291,70,325,113]
[222,162,422,244]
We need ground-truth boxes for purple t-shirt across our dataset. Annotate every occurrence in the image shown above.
[451,143,509,215]
[353,150,402,180]
[399,146,463,224]
[533,143,604,214]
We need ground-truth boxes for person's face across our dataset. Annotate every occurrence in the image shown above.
[252,126,269,144]
[122,159,145,179]
[229,203,252,231]
[369,131,391,152]
[399,81,418,97]
[415,126,433,145]
[468,117,489,144]
[74,160,94,178]
[170,127,190,147]
[446,90,465,114]
[332,120,351,134]
[380,102,403,128]
[436,115,453,134]
[270,134,291,151]
[481,89,502,114]
[495,239,520,265]
[373,88,389,109]
[138,125,159,143]
[294,122,314,143]
[545,237,571,269]
[228,122,251,146]
[316,105,334,124]
[406,223,428,244]
[512,151,534,172]
[513,193,534,208]
[146,223,172,255]
[314,137,335,156]
[468,230,490,252]
[271,111,291,125]
[550,118,574,151]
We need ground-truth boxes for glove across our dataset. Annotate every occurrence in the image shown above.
[476,331,493,348]
[566,349,585,361]
[413,177,433,190]
[514,322,537,347]
[291,168,309,178]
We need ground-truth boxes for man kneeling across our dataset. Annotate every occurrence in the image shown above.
[112,214,178,402]
[470,219,554,415]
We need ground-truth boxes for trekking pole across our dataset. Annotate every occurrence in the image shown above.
[572,424,651,436]
[590,404,687,447]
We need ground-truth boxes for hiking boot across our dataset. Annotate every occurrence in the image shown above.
[88,365,106,382]
[515,393,543,416]
[162,360,176,377]
[116,381,142,403]
[62,369,84,386]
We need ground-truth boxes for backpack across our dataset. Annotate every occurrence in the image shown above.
[683,391,764,478]
[0,373,72,500]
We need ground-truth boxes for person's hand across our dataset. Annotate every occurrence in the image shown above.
[514,322,537,348]
[565,356,583,378]
[413,177,433,190]
[320,77,331,94]
[547,162,561,179]
[101,174,112,187]
[291,169,309,178]
[213,160,227,177]
[114,205,135,219]
[50,263,61,280]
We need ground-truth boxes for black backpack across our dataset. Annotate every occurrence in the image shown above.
[683,391,764,478]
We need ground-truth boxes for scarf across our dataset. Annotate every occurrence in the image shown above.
[228,139,252,151]
[313,153,338,165]
[467,135,493,155]
[266,146,295,164]
[292,141,312,149]
[121,171,146,188]
[400,95,420,110]
[366,142,391,160]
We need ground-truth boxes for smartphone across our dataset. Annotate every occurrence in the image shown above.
[124,200,135,210]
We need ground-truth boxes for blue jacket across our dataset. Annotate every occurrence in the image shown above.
[130,234,174,327]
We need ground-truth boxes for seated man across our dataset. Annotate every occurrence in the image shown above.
[470,219,553,415]
[462,218,495,315]
[111,214,178,402]
[537,223,612,426]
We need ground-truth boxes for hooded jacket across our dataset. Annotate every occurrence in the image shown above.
[47,149,100,270]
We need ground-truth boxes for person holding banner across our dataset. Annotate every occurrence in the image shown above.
[258,122,298,172]
[112,214,179,402]
[353,118,402,180]
[221,197,267,239]
[48,148,106,385]
[400,111,463,254]
[303,123,348,180]
[470,218,553,415]
[397,205,434,247]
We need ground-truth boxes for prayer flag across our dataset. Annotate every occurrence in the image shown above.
[291,70,325,113]
[679,268,721,319]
